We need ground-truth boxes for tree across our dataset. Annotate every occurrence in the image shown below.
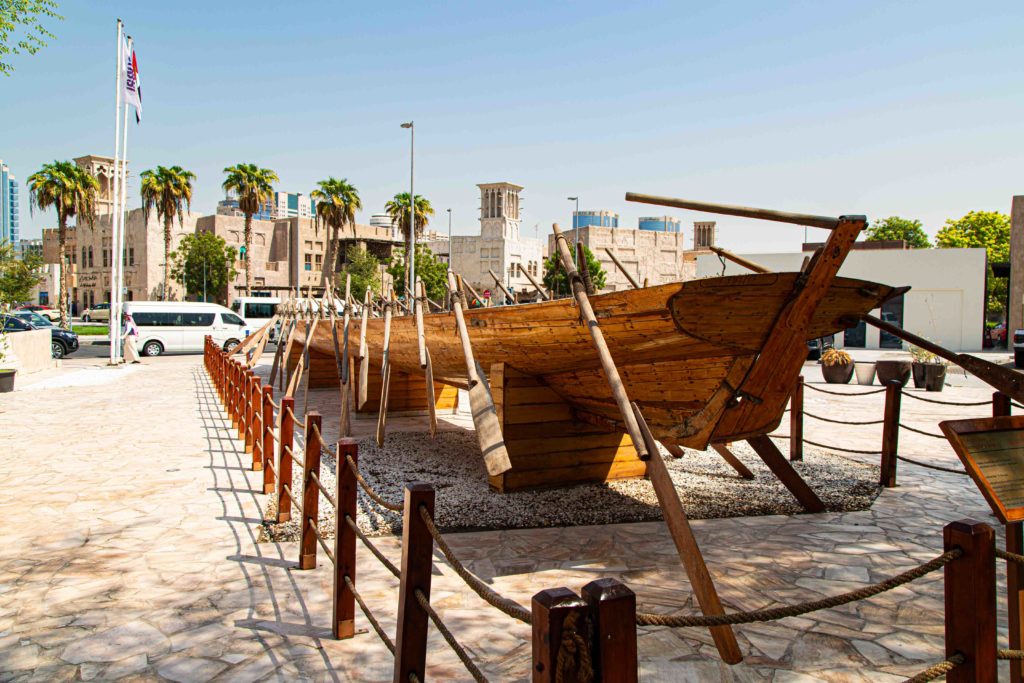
[936,210,1011,315]
[1,0,62,76]
[0,240,43,308]
[169,231,237,303]
[387,245,448,302]
[865,216,931,248]
[339,245,382,302]
[385,192,433,290]
[140,165,195,300]
[543,245,606,297]
[222,163,278,295]
[310,177,361,288]
[27,159,98,327]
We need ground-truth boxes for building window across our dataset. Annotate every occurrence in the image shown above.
[314,253,323,269]
[128,247,135,266]
[304,253,312,271]
[81,247,87,265]
[88,247,94,268]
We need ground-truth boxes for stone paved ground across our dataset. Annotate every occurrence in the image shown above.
[0,353,1016,681]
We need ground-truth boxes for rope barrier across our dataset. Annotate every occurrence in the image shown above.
[264,458,276,476]
[418,505,532,624]
[802,438,883,456]
[268,396,280,410]
[287,407,305,432]
[902,392,992,407]
[805,384,886,397]
[309,519,335,564]
[344,575,395,654]
[895,455,968,476]
[413,588,489,683]
[901,653,964,683]
[281,483,301,511]
[1014,401,1024,410]
[345,454,404,511]
[804,411,884,426]
[899,423,947,439]
[309,470,337,509]
[345,514,401,578]
[999,649,1024,660]
[635,548,959,627]
[997,548,1024,565]
[311,422,328,449]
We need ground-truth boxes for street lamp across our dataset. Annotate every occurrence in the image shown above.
[400,121,414,296]
[446,208,452,269]
[567,196,579,264]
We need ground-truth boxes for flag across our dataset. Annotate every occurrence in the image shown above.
[123,37,142,123]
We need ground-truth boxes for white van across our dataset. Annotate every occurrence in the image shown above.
[124,301,248,357]
[231,297,281,340]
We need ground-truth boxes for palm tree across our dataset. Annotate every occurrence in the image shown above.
[27,160,99,327]
[222,164,278,295]
[310,178,361,287]
[385,192,433,291]
[140,165,196,300]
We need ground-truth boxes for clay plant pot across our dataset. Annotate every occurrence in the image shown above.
[875,360,912,387]
[821,362,854,384]
[0,369,15,393]
[912,363,927,389]
[854,362,876,385]
[923,364,947,392]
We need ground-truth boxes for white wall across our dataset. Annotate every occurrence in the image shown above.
[695,248,987,352]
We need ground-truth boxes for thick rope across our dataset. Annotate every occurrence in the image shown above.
[309,470,337,509]
[636,549,960,627]
[555,610,594,683]
[1013,401,1024,410]
[345,514,401,578]
[899,423,947,439]
[413,588,488,683]
[997,548,1024,565]
[344,575,395,654]
[418,505,533,624]
[802,438,883,456]
[804,411,884,426]
[901,653,964,683]
[310,422,329,449]
[308,519,335,564]
[805,384,886,397]
[280,483,302,511]
[902,392,993,407]
[895,455,968,475]
[344,454,404,511]
[999,649,1024,659]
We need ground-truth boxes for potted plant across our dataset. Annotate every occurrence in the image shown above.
[820,348,854,384]
[876,358,912,387]
[854,361,876,385]
[910,345,936,389]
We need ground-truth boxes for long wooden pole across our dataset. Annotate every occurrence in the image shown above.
[357,290,370,409]
[552,224,648,459]
[603,248,640,289]
[625,192,841,230]
[487,269,515,304]
[417,279,437,437]
[709,246,771,274]
[516,263,550,301]
[376,290,394,447]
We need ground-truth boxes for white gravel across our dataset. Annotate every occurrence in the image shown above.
[260,430,879,542]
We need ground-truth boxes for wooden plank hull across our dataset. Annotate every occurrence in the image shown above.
[296,273,896,451]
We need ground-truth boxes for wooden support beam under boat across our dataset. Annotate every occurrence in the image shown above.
[632,403,742,664]
[552,223,648,460]
[604,248,641,289]
[487,269,515,304]
[376,291,395,447]
[711,444,755,480]
[516,262,550,301]
[625,192,841,230]
[709,246,771,274]
[415,280,437,437]
[357,291,370,409]
[747,436,825,512]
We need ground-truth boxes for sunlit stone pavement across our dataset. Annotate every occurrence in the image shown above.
[0,354,1014,681]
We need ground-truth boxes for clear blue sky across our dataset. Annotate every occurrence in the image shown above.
[4,1,1023,251]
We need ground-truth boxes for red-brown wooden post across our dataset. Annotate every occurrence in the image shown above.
[262,385,275,493]
[234,363,244,432]
[994,392,1024,682]
[250,376,263,469]
[582,578,637,682]
[228,362,237,427]
[334,438,359,639]
[298,411,322,570]
[790,374,804,462]
[278,396,295,523]
[879,380,902,488]
[216,351,223,400]
[944,519,996,683]
[393,482,436,683]
[532,587,590,683]
[244,370,256,449]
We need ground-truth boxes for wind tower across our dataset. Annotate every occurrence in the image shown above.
[478,182,523,240]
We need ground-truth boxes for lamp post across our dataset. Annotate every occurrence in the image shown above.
[567,196,579,264]
[446,208,452,269]
[400,121,414,296]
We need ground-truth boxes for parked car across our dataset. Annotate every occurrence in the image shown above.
[123,301,248,356]
[81,302,111,322]
[1,314,79,358]
[16,304,60,322]
[806,334,835,362]
[13,310,55,328]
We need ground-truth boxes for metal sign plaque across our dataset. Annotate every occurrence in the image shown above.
[941,416,1024,524]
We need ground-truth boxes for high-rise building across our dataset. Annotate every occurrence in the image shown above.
[572,210,619,229]
[1,160,20,246]
[217,190,316,220]
[638,216,681,233]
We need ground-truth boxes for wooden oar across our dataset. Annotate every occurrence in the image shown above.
[516,263,550,301]
[487,269,515,305]
[357,291,370,409]
[604,248,641,289]
[446,270,512,475]
[632,403,743,664]
[416,279,437,437]
[375,290,395,447]
[552,224,648,460]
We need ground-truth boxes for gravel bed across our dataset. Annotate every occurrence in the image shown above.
[260,430,880,542]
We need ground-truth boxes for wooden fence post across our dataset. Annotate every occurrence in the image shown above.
[790,374,804,462]
[228,362,238,428]
[334,438,359,639]
[262,386,275,493]
[298,411,322,570]
[879,380,902,488]
[993,393,1024,682]
[244,370,256,451]
[250,375,262,467]
[393,482,436,683]
[944,519,996,683]
[277,396,295,523]
[582,578,637,683]
[217,351,224,401]
[532,587,591,683]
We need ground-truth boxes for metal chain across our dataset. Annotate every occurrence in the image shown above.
[901,653,964,683]
[418,505,533,624]
[345,514,401,578]
[344,454,403,511]
[899,423,946,439]
[804,384,886,397]
[803,411,884,426]
[413,588,489,683]
[636,549,959,627]
[895,455,968,475]
[344,575,395,654]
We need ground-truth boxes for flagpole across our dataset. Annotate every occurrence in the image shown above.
[109,19,123,365]
[114,36,133,356]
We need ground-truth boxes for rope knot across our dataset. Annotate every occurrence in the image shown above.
[555,611,594,683]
